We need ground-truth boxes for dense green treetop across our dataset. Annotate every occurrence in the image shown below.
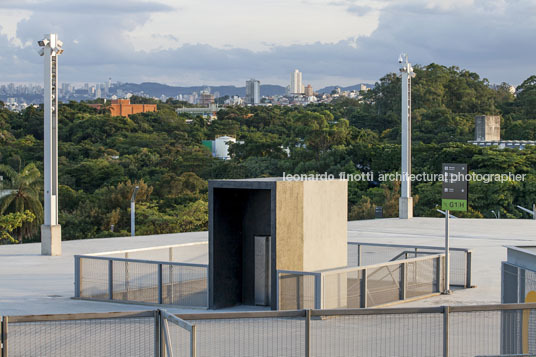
[0,64,535,242]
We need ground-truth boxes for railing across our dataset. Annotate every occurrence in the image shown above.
[74,244,209,308]
[277,254,444,310]
[0,309,196,357]
[4,303,536,356]
[348,242,473,287]
[161,309,196,357]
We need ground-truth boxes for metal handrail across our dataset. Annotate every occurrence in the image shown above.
[348,241,471,252]
[84,241,207,257]
[389,250,440,261]
[76,254,208,268]
[319,253,444,275]
[6,310,154,323]
[7,303,536,322]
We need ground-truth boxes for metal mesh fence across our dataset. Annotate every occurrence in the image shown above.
[322,270,362,309]
[7,316,155,357]
[6,304,536,357]
[367,264,402,306]
[189,317,305,357]
[449,310,503,356]
[311,312,443,357]
[287,255,442,310]
[278,273,316,310]
[348,243,469,287]
[163,264,208,307]
[166,318,192,357]
[113,260,159,303]
[77,256,208,307]
[406,256,438,298]
[502,262,520,303]
[79,257,108,299]
[524,269,536,301]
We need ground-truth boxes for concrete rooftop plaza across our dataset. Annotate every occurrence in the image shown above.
[1,217,534,316]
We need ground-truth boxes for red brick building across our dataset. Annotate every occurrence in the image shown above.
[89,99,157,117]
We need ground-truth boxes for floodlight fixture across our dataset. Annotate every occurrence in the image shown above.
[131,185,140,202]
[38,39,49,47]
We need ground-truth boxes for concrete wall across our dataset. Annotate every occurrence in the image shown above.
[302,180,348,271]
[274,180,347,272]
[275,181,304,271]
[475,115,501,142]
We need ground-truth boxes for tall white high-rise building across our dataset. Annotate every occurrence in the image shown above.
[245,79,260,105]
[290,69,304,95]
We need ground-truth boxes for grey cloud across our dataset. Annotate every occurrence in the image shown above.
[0,0,174,14]
[346,5,373,15]
[2,0,536,87]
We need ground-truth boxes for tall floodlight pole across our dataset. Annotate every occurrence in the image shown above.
[398,54,415,219]
[38,34,64,255]
[131,186,139,237]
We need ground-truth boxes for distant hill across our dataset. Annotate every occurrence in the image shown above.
[316,83,374,94]
[114,82,287,98]
[113,82,376,98]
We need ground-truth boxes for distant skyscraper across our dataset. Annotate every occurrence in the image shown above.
[199,90,215,106]
[290,69,304,94]
[245,79,260,105]
[304,84,314,97]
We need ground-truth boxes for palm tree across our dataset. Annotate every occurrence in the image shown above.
[0,163,43,242]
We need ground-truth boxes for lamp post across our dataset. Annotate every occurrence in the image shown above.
[398,54,415,219]
[131,186,139,237]
[38,34,63,256]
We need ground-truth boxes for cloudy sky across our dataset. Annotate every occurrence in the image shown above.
[0,0,534,87]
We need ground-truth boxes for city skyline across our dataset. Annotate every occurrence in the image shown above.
[0,1,534,87]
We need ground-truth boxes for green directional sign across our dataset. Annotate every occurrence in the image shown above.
[442,163,468,211]
[441,199,467,211]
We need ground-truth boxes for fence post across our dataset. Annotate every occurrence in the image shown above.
[361,269,368,308]
[357,244,362,266]
[158,264,163,305]
[276,272,280,310]
[108,259,113,300]
[305,309,311,357]
[168,249,173,303]
[436,256,442,292]
[400,262,407,301]
[443,306,449,357]
[154,310,161,357]
[466,251,472,288]
[314,273,322,309]
[125,253,129,300]
[1,316,7,357]
[191,325,197,357]
[74,256,81,298]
